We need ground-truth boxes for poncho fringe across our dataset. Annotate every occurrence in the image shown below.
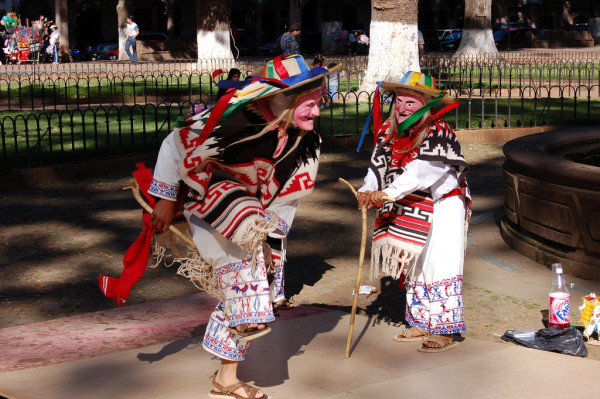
[150,213,279,301]
[370,241,420,281]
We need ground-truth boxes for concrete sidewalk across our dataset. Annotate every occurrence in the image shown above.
[2,192,600,399]
[0,302,599,399]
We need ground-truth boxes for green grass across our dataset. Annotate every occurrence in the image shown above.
[0,74,217,101]
[316,97,600,135]
[0,106,188,170]
[2,97,599,172]
[426,61,600,84]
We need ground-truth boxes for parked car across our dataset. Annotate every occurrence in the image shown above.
[98,48,118,60]
[94,42,118,60]
[494,27,536,49]
[137,32,168,43]
[258,34,282,55]
[70,41,95,61]
[420,30,441,52]
[439,31,462,50]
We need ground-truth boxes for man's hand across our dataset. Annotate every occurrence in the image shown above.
[357,190,390,209]
[357,191,373,209]
[150,199,176,231]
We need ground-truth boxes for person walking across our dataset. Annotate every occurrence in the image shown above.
[125,15,139,64]
[357,71,470,353]
[327,61,345,103]
[48,25,60,64]
[348,30,358,55]
[280,23,301,55]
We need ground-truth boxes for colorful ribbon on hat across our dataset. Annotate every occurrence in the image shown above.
[357,81,383,152]
[357,84,459,152]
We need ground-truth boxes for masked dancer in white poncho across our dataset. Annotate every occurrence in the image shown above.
[110,55,340,399]
[357,71,471,353]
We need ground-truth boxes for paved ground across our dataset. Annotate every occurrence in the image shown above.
[1,139,599,358]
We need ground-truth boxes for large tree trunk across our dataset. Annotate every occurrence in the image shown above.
[161,0,174,37]
[55,0,71,62]
[453,0,498,57]
[359,0,420,93]
[195,0,233,59]
[116,0,131,61]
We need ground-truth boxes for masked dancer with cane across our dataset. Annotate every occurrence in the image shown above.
[99,55,340,398]
[357,71,471,353]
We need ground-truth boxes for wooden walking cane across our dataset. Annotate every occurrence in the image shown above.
[127,179,195,247]
[338,177,395,358]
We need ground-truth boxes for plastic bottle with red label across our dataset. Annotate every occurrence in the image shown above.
[549,263,570,329]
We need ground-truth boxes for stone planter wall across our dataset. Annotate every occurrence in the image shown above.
[501,127,600,280]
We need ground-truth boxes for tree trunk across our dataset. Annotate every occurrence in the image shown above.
[195,0,233,59]
[55,0,71,62]
[116,0,131,61]
[453,0,498,57]
[359,0,420,94]
[161,0,174,37]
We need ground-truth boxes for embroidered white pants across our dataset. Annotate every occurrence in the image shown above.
[186,214,275,361]
[405,195,467,334]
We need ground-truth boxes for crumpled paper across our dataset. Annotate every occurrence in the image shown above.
[352,285,378,295]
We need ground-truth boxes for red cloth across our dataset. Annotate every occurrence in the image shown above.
[98,163,158,306]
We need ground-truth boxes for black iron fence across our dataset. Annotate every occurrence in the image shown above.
[2,52,599,110]
[1,51,600,174]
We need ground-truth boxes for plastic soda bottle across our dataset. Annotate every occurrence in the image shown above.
[548,263,570,329]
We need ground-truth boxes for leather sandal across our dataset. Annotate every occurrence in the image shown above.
[209,375,269,399]
[417,334,459,353]
[393,325,429,342]
[274,299,295,310]
[227,324,272,342]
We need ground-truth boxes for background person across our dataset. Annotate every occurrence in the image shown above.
[357,71,470,353]
[280,23,301,55]
[349,30,358,55]
[357,31,369,54]
[125,15,139,64]
[48,24,59,63]
[327,61,345,104]
[418,30,425,66]
[215,67,241,101]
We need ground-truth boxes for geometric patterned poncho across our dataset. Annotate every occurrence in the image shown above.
[368,117,471,280]
[173,102,320,256]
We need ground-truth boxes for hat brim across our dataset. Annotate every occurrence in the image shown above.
[236,62,343,102]
[380,81,454,105]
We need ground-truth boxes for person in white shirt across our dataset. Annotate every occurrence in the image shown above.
[48,25,60,64]
[125,16,139,64]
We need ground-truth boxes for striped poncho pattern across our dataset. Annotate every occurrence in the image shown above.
[369,118,470,280]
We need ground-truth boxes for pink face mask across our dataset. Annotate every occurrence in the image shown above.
[292,89,322,131]
[394,92,425,124]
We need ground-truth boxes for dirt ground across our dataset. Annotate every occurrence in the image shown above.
[1,141,598,360]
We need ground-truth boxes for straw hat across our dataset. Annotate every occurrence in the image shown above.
[233,54,342,102]
[380,71,454,105]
